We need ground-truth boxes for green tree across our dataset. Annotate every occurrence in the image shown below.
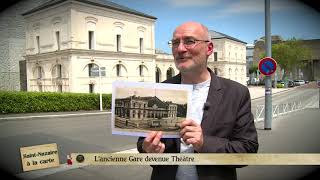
[260,38,312,80]
[249,64,258,74]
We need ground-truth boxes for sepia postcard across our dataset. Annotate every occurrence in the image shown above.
[111,81,193,138]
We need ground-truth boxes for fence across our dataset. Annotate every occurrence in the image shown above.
[254,101,303,122]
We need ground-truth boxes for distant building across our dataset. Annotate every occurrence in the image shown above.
[253,36,320,81]
[246,44,254,76]
[297,39,320,81]
[209,30,247,85]
[0,0,51,91]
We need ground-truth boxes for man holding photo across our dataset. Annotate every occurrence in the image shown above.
[137,21,258,180]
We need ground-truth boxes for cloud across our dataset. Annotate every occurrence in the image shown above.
[164,0,220,7]
[210,0,302,19]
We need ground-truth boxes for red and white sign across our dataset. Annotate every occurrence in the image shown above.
[258,57,277,76]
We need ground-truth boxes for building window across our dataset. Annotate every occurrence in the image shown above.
[139,38,143,53]
[139,65,144,77]
[214,52,218,61]
[214,68,218,75]
[89,84,94,93]
[36,36,40,53]
[166,68,174,80]
[56,31,60,50]
[89,31,94,49]
[37,66,42,79]
[38,85,43,92]
[156,67,161,83]
[58,85,62,92]
[88,63,99,77]
[116,64,121,76]
[57,64,62,78]
[116,34,121,52]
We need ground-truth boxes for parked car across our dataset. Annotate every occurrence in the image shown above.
[272,80,285,88]
[287,80,295,87]
[294,80,305,86]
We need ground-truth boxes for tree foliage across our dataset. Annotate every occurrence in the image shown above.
[249,64,258,74]
[259,38,312,79]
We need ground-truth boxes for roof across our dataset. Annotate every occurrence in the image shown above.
[209,30,246,44]
[22,0,157,20]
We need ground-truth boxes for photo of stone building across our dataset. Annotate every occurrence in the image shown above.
[115,95,186,131]
[112,82,191,136]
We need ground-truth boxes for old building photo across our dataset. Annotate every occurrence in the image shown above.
[111,81,191,137]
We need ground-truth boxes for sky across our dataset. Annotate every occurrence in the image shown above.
[109,0,320,54]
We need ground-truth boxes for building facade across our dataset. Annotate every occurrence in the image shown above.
[115,96,177,121]
[208,30,247,85]
[23,0,157,93]
[0,0,51,91]
[3,0,248,94]
[114,95,179,128]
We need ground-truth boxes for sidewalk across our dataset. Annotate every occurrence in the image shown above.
[248,86,293,100]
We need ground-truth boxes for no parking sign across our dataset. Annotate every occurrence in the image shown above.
[258,57,277,76]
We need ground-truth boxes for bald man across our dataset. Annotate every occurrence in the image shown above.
[137,22,258,180]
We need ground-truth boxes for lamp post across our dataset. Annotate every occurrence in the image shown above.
[98,66,102,111]
[91,65,103,111]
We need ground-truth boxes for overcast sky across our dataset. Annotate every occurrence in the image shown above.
[110,0,320,53]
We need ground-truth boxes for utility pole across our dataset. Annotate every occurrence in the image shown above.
[264,0,272,130]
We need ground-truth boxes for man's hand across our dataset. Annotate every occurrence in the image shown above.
[142,131,165,153]
[180,119,204,152]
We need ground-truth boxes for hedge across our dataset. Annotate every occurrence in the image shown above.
[0,91,112,114]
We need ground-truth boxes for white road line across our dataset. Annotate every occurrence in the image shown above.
[15,148,138,179]
[0,112,111,120]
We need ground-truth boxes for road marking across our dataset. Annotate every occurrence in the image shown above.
[0,112,111,120]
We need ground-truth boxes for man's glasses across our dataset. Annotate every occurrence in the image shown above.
[168,38,210,49]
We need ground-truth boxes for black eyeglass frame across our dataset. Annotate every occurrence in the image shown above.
[168,38,210,48]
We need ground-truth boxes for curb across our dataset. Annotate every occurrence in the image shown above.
[0,111,111,121]
[251,87,295,100]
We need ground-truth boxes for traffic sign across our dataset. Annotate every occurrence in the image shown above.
[258,57,277,76]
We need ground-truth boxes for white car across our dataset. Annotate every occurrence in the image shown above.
[293,80,305,86]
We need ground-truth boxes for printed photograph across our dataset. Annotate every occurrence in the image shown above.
[111,81,192,138]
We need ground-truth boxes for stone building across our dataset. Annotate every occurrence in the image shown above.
[253,36,320,81]
[115,95,178,120]
[208,30,247,85]
[0,0,51,91]
[1,0,248,93]
[23,0,157,93]
[115,95,179,128]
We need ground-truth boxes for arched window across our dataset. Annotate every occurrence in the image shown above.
[52,64,62,78]
[115,64,127,77]
[88,63,99,77]
[139,65,148,77]
[166,67,174,79]
[36,66,43,79]
[155,67,161,83]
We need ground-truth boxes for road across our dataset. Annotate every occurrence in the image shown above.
[0,85,319,179]
[251,83,319,120]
